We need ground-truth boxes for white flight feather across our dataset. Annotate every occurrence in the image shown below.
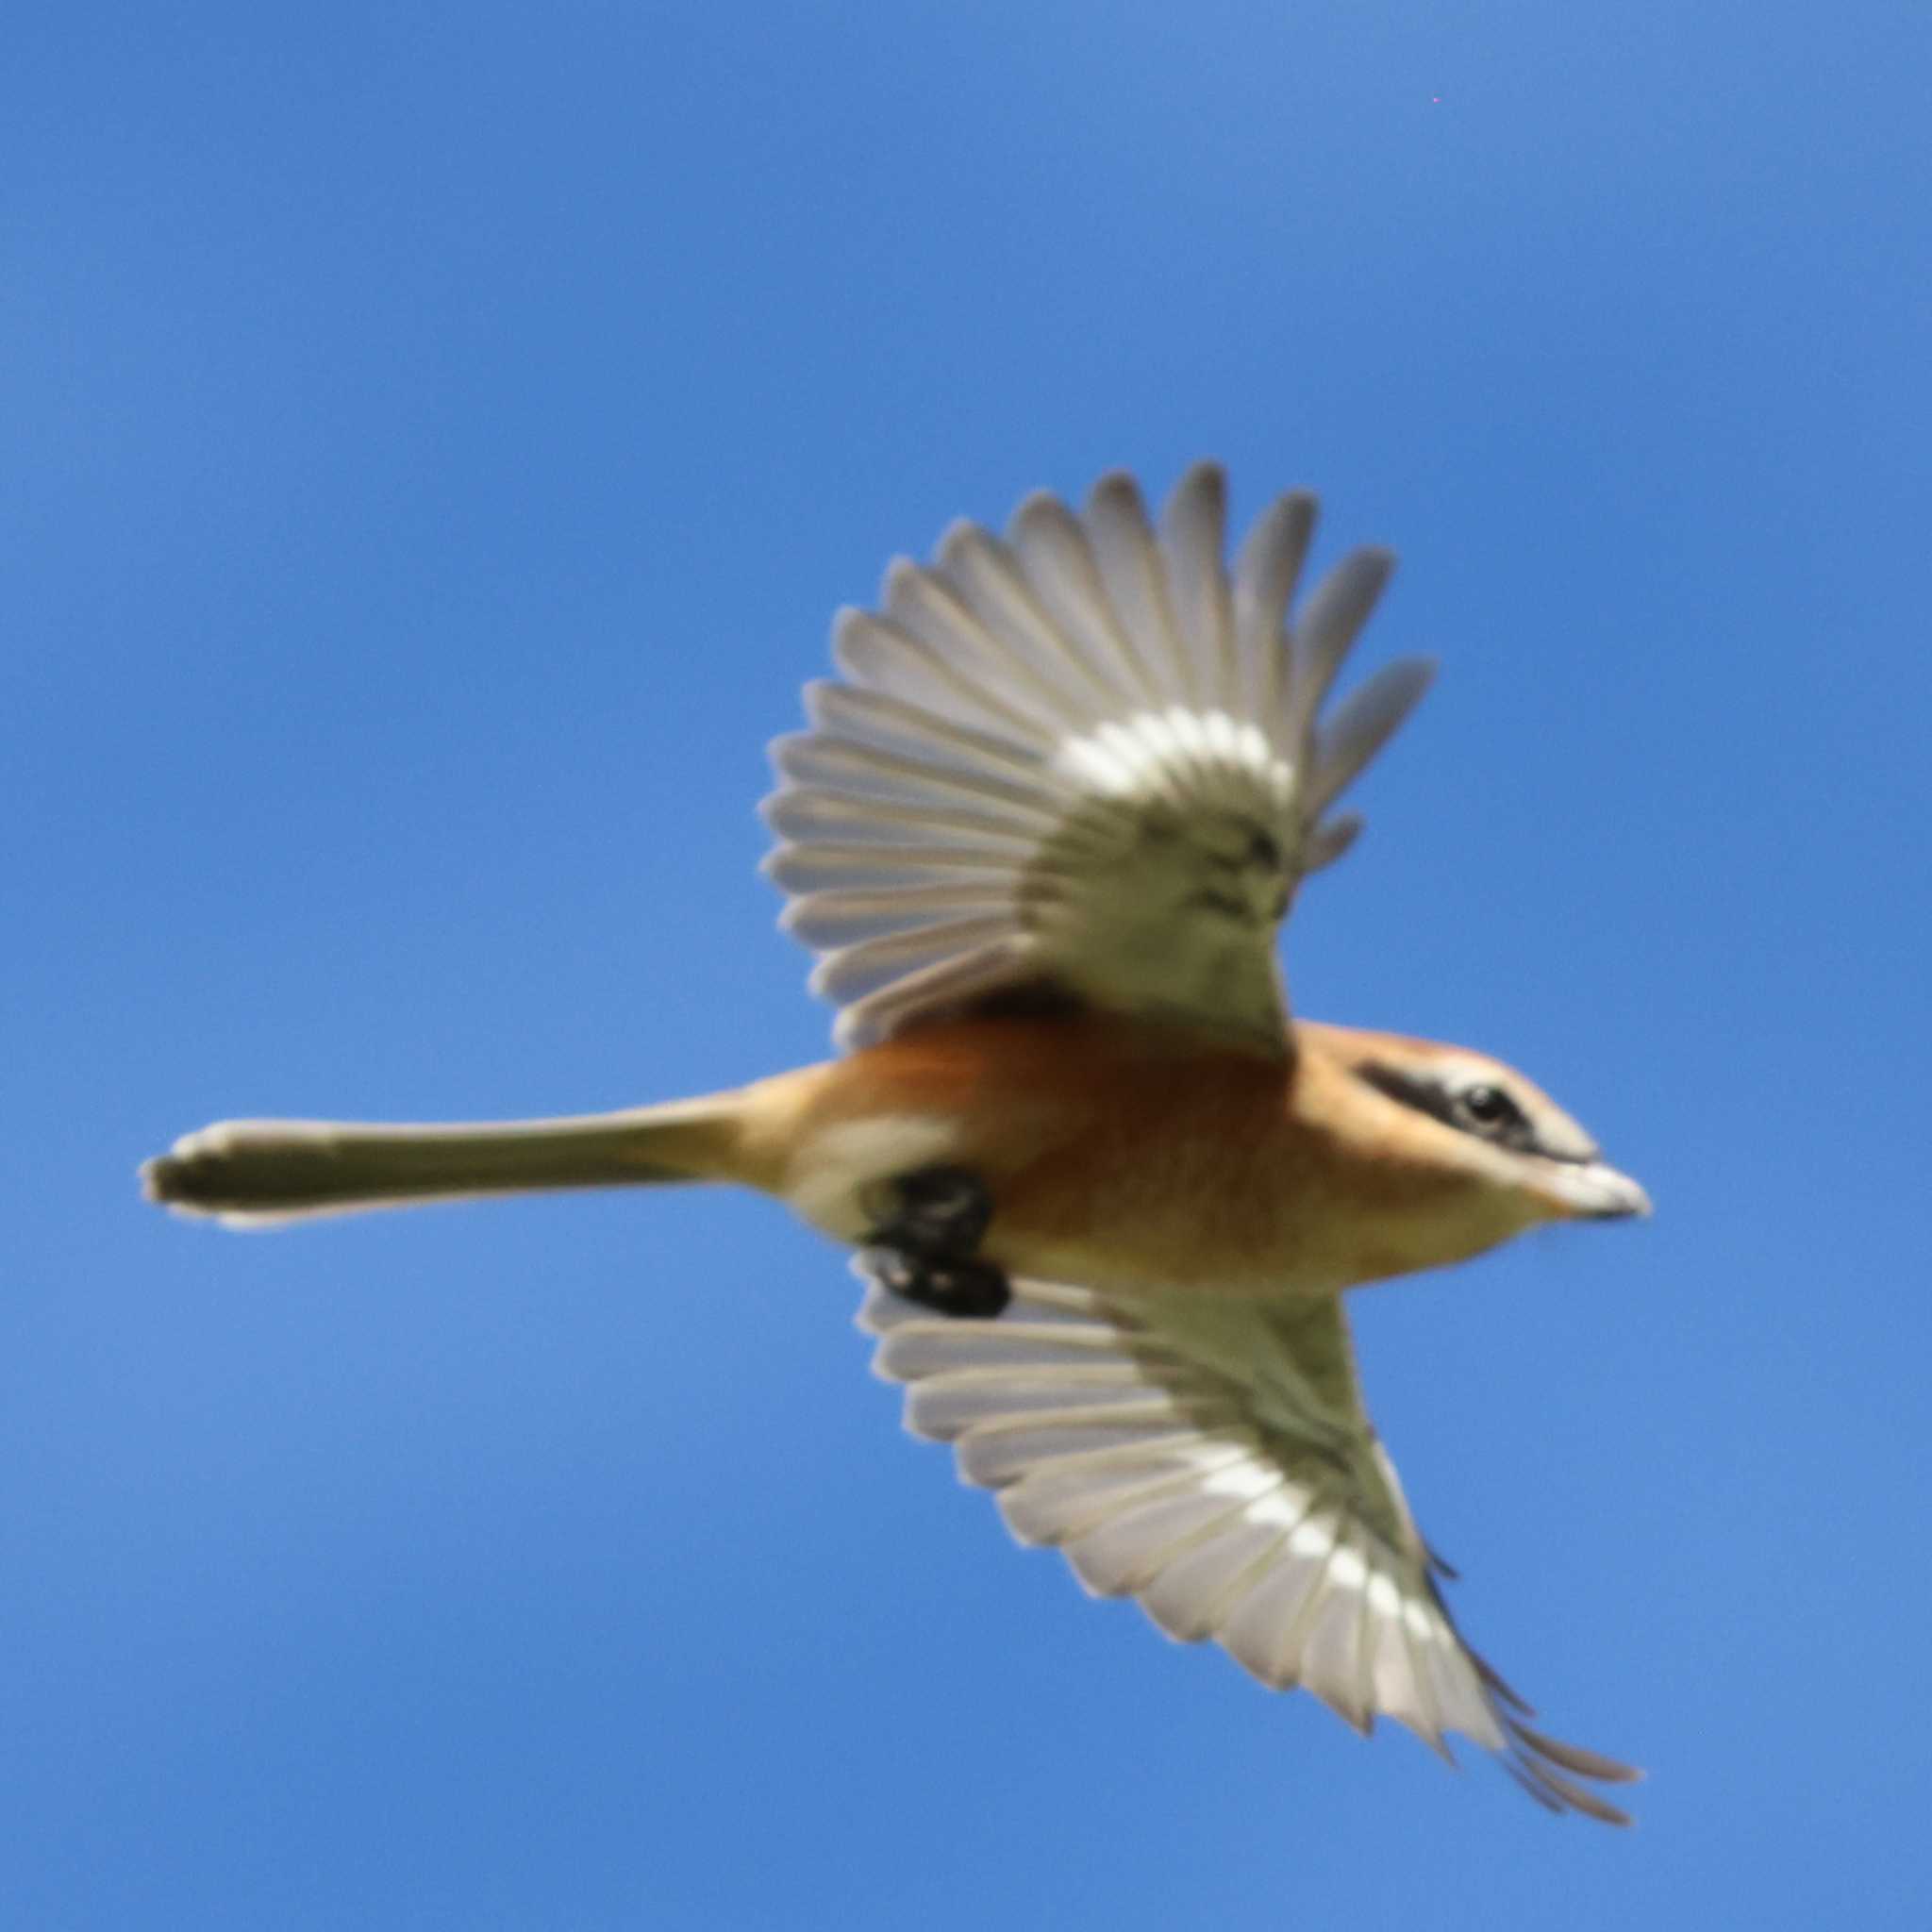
[853,1263,1639,1818]
[763,461,1434,1050]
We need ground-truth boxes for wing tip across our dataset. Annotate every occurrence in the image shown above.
[1087,468,1149,514]
[1167,457,1228,505]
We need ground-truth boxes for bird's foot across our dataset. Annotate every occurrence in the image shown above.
[860,1165,1009,1319]
[860,1246,1012,1319]
[863,1164,994,1257]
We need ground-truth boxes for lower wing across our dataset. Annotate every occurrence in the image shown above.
[856,1261,1641,1823]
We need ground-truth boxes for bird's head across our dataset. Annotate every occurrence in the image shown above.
[1291,1023,1650,1286]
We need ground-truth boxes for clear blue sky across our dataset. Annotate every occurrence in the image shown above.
[8,4,1929,1924]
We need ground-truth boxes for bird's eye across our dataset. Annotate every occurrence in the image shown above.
[1458,1084,1524,1130]
[1356,1061,1541,1153]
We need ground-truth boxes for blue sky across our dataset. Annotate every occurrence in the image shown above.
[8,3,1930,1924]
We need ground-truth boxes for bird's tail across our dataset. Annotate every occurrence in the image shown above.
[141,1091,753,1228]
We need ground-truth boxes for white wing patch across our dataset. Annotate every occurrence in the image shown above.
[856,1265,1641,1823]
[764,463,1435,1051]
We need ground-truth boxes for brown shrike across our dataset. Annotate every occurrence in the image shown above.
[145,463,1649,1822]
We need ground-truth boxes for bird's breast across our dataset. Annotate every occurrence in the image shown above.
[759,1016,1343,1295]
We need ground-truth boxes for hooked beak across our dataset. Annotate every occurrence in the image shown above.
[1535,1159,1653,1223]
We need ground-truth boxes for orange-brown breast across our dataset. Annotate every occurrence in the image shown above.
[734,1014,1474,1295]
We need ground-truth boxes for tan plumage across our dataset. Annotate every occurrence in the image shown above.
[144,462,1648,1822]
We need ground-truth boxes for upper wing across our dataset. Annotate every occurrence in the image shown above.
[857,1264,1641,1823]
[764,463,1434,1053]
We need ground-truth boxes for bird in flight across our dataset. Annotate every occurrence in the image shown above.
[145,462,1648,1822]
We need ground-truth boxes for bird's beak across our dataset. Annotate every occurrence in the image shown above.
[1536,1159,1653,1223]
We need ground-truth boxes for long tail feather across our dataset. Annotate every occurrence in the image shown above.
[142,1095,744,1227]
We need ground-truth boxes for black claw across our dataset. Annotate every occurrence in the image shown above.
[861,1164,1009,1320]
[862,1248,1011,1320]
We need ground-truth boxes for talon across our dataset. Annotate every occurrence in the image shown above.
[859,1245,924,1301]
[862,1249,1011,1320]
[922,1258,1011,1318]
[860,1164,1008,1319]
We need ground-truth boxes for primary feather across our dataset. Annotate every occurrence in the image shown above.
[856,1263,1641,1824]
[763,463,1434,1052]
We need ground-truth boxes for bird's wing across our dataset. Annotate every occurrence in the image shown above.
[857,1263,1641,1823]
[763,462,1433,1054]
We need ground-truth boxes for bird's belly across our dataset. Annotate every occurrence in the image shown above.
[982,1116,1318,1295]
[768,1020,1322,1296]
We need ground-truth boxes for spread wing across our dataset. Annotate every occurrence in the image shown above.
[858,1265,1641,1823]
[763,463,1434,1053]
